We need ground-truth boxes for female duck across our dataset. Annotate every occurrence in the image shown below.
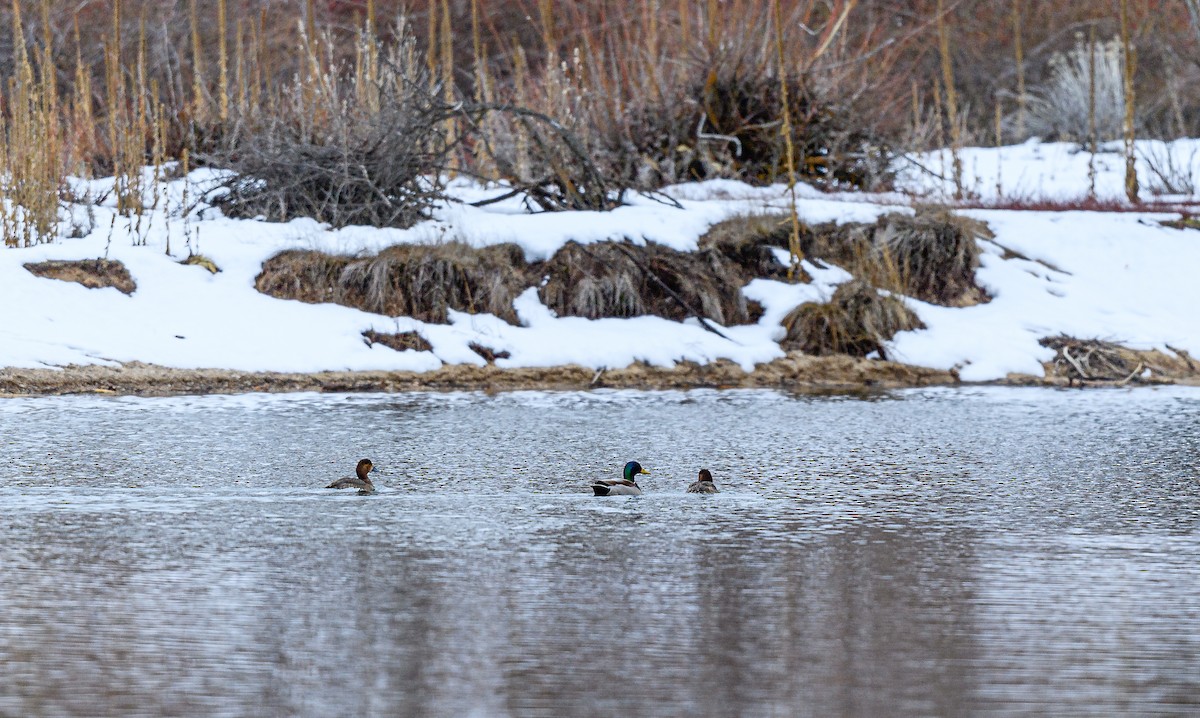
[327,458,377,495]
[591,461,650,496]
[686,468,719,494]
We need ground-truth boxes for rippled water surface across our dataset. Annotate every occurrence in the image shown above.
[2,387,1199,717]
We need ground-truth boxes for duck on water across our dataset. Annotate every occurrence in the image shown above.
[686,468,719,493]
[327,459,377,495]
[591,461,650,496]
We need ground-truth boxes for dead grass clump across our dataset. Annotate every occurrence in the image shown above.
[254,249,350,305]
[362,330,432,353]
[798,209,990,307]
[537,241,751,325]
[24,259,136,295]
[782,280,924,359]
[256,243,528,324]
[698,214,792,280]
[872,209,991,306]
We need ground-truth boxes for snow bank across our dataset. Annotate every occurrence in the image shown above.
[3,141,1200,382]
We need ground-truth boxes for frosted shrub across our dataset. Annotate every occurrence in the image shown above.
[1025,37,1125,143]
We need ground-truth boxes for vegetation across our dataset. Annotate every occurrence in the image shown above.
[0,0,1190,245]
[782,279,924,359]
[23,258,136,294]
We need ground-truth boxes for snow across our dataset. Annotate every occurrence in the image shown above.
[3,140,1200,382]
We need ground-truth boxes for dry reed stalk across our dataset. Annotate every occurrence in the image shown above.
[936,0,963,199]
[218,0,229,123]
[1087,25,1098,198]
[1012,0,1026,138]
[235,18,246,120]
[772,0,806,283]
[70,16,96,176]
[1119,0,1139,202]
[189,0,205,122]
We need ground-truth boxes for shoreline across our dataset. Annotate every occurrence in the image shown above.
[3,353,1197,397]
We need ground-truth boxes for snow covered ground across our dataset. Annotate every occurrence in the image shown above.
[2,140,1200,382]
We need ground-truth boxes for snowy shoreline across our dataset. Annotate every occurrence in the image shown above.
[4,140,1200,387]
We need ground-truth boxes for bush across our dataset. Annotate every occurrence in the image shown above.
[1025,36,1126,143]
[206,24,452,229]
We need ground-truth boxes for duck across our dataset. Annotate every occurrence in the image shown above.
[591,461,649,496]
[326,458,377,495]
[686,468,719,494]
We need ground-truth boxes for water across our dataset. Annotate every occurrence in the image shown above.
[1,386,1199,717]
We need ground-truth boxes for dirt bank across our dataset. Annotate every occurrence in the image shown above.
[0,355,958,397]
[4,343,1198,397]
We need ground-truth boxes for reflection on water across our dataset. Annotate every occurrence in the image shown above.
[2,387,1199,716]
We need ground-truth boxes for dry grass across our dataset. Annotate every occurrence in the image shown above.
[783,279,923,359]
[362,329,432,353]
[698,214,792,280]
[23,258,136,295]
[256,242,529,324]
[180,253,220,273]
[536,240,751,325]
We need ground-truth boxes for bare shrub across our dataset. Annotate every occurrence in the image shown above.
[24,259,136,295]
[206,21,452,229]
[536,240,751,325]
[782,280,923,358]
[1141,143,1198,196]
[1025,36,1125,142]
[256,242,529,324]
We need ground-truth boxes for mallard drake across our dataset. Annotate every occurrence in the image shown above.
[326,458,376,495]
[591,461,650,496]
[686,468,719,494]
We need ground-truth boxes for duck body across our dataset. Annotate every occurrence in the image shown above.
[686,469,719,494]
[592,461,649,496]
[327,458,376,495]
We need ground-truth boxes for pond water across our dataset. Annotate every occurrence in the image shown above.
[1,387,1199,717]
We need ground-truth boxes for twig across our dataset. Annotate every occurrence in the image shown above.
[604,242,737,343]
[1062,346,1090,379]
[1116,362,1144,386]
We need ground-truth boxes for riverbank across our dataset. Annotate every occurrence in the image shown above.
[4,348,1199,397]
[6,144,1200,386]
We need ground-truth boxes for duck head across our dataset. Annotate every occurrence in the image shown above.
[623,461,650,482]
[698,468,713,483]
[356,459,375,480]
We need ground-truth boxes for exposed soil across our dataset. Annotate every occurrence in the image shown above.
[6,340,1200,397]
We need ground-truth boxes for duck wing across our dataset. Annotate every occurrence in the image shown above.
[591,479,640,496]
[327,477,369,490]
